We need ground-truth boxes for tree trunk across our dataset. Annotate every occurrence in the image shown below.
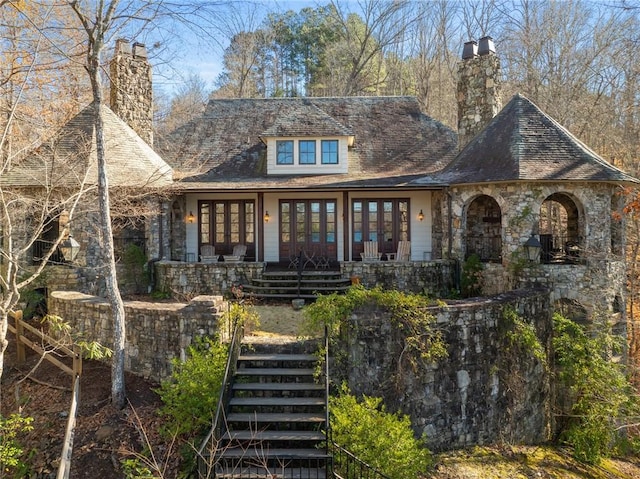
[87,42,127,410]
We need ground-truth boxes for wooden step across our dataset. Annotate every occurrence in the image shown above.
[238,354,317,362]
[251,278,350,285]
[232,382,324,391]
[222,430,325,441]
[214,466,326,479]
[216,448,329,459]
[229,397,325,407]
[226,412,325,423]
[236,367,315,376]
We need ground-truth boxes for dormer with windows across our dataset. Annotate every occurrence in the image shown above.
[261,102,354,175]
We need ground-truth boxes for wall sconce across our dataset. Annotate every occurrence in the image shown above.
[186,211,195,223]
[264,211,270,223]
[418,209,424,221]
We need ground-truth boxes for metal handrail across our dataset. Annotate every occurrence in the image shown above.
[196,310,244,470]
[330,440,391,479]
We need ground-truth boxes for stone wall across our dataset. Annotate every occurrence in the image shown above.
[48,291,225,382]
[341,260,456,296]
[340,289,551,451]
[155,261,265,299]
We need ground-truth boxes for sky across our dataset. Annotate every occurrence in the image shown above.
[150,1,324,96]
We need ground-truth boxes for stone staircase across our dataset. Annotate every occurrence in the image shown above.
[242,270,351,300]
[212,341,329,478]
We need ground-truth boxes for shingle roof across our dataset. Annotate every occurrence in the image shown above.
[2,103,173,188]
[157,97,457,190]
[438,94,638,185]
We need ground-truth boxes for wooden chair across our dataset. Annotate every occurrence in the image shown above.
[200,244,217,263]
[360,241,382,262]
[388,240,411,261]
[223,244,247,263]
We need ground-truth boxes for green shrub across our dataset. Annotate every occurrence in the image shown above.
[157,337,228,437]
[461,254,483,297]
[0,413,33,475]
[330,385,432,479]
[552,313,638,464]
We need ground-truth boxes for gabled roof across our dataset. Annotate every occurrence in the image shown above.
[2,103,173,188]
[158,97,457,190]
[438,94,638,185]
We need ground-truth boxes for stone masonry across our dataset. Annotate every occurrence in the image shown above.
[457,36,502,149]
[110,39,153,145]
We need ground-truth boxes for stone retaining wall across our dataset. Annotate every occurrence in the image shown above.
[48,291,225,382]
[341,288,551,451]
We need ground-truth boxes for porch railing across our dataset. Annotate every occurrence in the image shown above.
[539,234,581,264]
[329,441,391,479]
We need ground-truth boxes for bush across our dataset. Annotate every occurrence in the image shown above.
[157,337,228,438]
[461,253,483,297]
[330,385,432,479]
[553,313,638,464]
[0,413,33,475]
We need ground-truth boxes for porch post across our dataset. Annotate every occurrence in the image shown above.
[258,192,264,262]
[343,191,349,262]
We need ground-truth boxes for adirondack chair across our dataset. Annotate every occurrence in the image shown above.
[223,244,247,263]
[387,240,411,261]
[360,241,382,262]
[200,244,217,263]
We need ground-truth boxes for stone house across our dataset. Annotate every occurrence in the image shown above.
[9,37,637,328]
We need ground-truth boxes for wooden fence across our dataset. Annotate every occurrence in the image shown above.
[7,310,82,479]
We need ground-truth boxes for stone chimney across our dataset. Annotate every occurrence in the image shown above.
[110,39,153,146]
[457,36,502,150]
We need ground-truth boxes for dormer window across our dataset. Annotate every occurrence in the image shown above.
[299,140,316,164]
[321,140,338,164]
[276,140,294,165]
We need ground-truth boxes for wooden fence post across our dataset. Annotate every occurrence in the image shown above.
[14,310,26,364]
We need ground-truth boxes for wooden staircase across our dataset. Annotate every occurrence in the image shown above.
[242,270,351,300]
[212,342,329,478]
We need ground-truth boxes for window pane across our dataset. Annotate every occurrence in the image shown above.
[353,201,362,243]
[311,202,320,242]
[383,201,393,242]
[245,203,254,243]
[368,202,378,242]
[400,201,408,241]
[215,203,225,243]
[321,140,338,164]
[299,140,316,164]
[326,201,336,243]
[296,202,306,242]
[280,202,290,242]
[276,140,293,164]
[199,203,210,244]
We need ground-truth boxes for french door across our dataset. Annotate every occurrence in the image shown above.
[199,200,255,260]
[352,199,409,259]
[279,200,337,263]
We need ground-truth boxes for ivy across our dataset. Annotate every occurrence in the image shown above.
[461,254,484,297]
[500,307,546,365]
[0,414,33,475]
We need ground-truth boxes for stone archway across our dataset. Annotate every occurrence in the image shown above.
[465,195,502,262]
[539,193,582,263]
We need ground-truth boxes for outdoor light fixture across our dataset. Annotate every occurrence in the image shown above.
[524,234,542,263]
[60,236,80,262]
[264,211,270,223]
[418,209,424,221]
[186,211,195,223]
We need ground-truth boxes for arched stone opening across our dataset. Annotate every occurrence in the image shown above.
[465,195,502,262]
[539,193,581,263]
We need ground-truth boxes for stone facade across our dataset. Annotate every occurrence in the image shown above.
[341,289,551,451]
[443,181,626,320]
[457,37,502,149]
[109,39,153,145]
[48,291,224,381]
